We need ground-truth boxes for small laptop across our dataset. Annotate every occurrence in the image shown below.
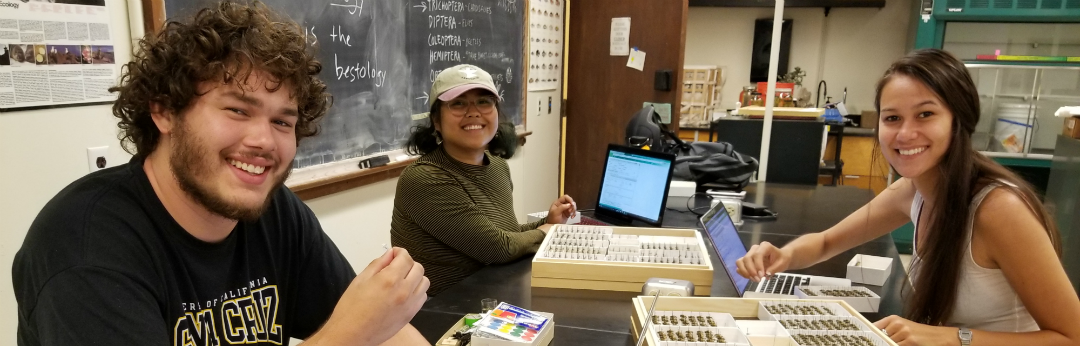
[583,144,676,227]
[700,200,850,298]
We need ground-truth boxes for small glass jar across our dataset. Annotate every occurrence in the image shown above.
[740,86,757,107]
[750,92,764,107]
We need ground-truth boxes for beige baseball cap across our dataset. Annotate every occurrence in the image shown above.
[429,64,501,107]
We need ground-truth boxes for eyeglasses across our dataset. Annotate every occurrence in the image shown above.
[444,96,497,115]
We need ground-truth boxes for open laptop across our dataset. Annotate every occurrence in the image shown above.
[700,200,850,298]
[582,144,676,227]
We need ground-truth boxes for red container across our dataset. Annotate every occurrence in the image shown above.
[756,82,795,95]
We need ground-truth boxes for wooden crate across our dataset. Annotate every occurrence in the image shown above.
[629,296,898,346]
[683,65,720,84]
[710,87,723,108]
[531,226,714,296]
[680,105,710,129]
[681,82,715,105]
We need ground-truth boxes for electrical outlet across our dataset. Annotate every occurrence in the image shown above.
[86,146,108,173]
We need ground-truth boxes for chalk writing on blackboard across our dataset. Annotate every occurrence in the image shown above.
[164,0,524,170]
[330,0,364,17]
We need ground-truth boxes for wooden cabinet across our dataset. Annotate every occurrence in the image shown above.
[823,135,889,195]
[1046,135,1080,293]
[678,128,708,142]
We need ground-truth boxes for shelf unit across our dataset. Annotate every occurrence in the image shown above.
[966,63,1080,159]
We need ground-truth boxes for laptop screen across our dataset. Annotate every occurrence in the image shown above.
[596,144,675,226]
[701,202,752,295]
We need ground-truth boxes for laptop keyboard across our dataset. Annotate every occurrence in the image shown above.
[758,274,811,295]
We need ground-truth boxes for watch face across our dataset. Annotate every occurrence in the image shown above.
[958,328,973,345]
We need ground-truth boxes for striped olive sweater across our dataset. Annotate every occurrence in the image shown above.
[390,147,546,295]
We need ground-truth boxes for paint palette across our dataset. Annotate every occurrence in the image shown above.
[437,310,557,346]
[475,302,551,343]
[482,319,541,342]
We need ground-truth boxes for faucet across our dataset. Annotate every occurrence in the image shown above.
[816,80,828,108]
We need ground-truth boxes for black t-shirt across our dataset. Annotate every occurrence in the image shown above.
[13,156,356,345]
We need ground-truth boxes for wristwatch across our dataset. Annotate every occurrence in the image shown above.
[958,327,973,346]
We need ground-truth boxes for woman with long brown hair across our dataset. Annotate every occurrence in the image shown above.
[736,49,1080,345]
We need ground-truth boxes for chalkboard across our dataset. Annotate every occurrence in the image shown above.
[161,0,526,169]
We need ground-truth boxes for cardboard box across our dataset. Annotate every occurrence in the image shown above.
[795,286,882,313]
[531,226,714,296]
[772,315,874,333]
[668,181,697,197]
[790,330,893,346]
[629,297,897,346]
[1064,116,1080,139]
[861,110,879,129]
[757,300,852,321]
[435,312,555,346]
[846,254,893,286]
[735,320,795,346]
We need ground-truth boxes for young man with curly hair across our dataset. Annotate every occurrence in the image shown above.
[12,2,427,345]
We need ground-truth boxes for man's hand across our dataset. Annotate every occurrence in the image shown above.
[307,248,429,346]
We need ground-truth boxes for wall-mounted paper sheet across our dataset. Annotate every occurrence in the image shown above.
[627,48,645,71]
[610,17,630,56]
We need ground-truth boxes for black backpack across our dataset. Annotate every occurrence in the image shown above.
[625,105,673,152]
[625,106,759,189]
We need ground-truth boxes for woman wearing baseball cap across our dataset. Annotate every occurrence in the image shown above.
[390,64,577,295]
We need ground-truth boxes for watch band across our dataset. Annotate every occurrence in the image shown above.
[958,327,973,346]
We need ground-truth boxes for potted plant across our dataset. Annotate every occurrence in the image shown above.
[780,67,810,107]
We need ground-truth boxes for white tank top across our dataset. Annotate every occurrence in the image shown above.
[909,183,1039,332]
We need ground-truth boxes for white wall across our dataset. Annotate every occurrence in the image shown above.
[0,0,135,343]
[0,1,563,345]
[685,0,914,114]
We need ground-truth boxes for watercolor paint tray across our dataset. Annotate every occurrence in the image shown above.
[434,311,555,346]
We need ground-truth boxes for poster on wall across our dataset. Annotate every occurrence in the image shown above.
[0,0,117,111]
[527,0,562,92]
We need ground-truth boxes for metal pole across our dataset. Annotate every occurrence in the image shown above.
[758,0,786,181]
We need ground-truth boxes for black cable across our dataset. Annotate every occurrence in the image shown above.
[665,192,713,216]
[742,209,779,220]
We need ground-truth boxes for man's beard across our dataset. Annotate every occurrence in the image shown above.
[169,120,291,222]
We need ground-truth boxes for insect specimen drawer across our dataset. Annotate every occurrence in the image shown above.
[630,297,898,346]
[531,225,714,295]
